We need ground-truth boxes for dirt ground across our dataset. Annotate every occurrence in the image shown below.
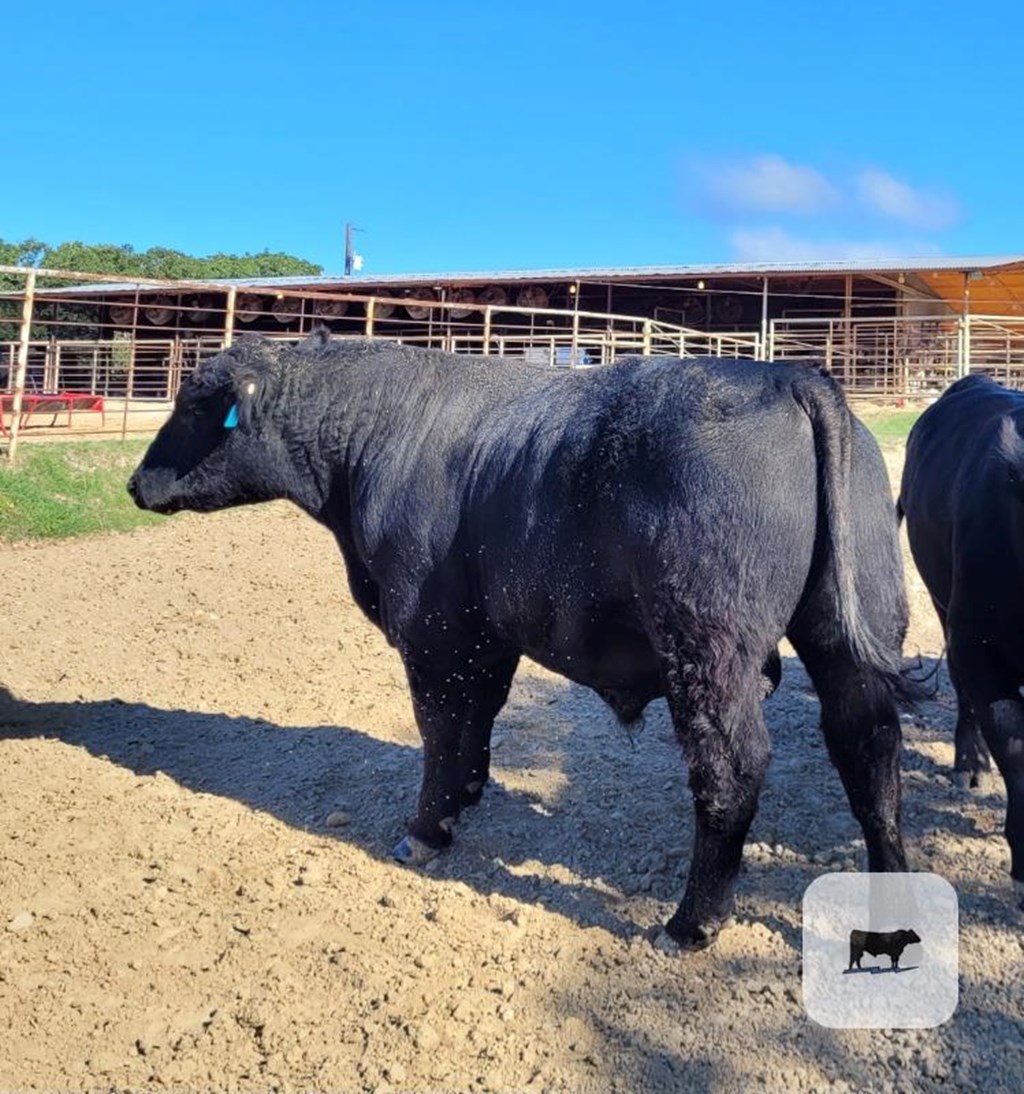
[1,446,1022,1093]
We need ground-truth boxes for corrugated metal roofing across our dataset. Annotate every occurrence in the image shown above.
[29,254,1024,296]
[324,255,1024,284]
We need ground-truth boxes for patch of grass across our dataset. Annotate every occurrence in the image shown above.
[0,440,163,542]
[857,408,921,447]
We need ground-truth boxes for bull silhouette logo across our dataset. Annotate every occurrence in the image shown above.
[846,928,921,973]
[804,874,956,1027]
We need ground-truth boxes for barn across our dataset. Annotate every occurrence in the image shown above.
[3,254,1024,439]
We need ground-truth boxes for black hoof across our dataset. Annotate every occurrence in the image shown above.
[393,818,455,866]
[953,767,991,791]
[392,834,442,866]
[663,914,732,952]
[649,929,681,956]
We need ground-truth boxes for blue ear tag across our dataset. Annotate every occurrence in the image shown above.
[223,403,239,429]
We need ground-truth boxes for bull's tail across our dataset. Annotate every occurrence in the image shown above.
[793,372,912,696]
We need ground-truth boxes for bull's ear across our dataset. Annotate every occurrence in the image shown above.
[298,326,332,355]
[232,374,264,432]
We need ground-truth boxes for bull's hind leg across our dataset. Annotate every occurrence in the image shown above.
[788,634,907,873]
[393,654,518,865]
[947,633,1024,906]
[947,647,992,788]
[935,599,992,787]
[658,640,773,950]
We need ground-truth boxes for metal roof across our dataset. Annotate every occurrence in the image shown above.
[29,254,1024,296]
[320,255,1024,285]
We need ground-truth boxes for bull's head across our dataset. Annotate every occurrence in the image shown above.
[127,337,285,514]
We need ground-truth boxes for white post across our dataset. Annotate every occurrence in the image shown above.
[843,274,853,384]
[571,280,580,364]
[49,342,60,394]
[760,277,769,359]
[960,273,972,378]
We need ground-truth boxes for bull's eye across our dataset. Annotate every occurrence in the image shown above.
[190,405,207,419]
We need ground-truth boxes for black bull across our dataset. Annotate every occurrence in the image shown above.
[129,332,916,950]
[900,373,1024,910]
[848,928,921,970]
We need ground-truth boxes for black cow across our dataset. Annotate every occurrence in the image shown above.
[128,332,916,949]
[848,928,921,970]
[900,373,1024,910]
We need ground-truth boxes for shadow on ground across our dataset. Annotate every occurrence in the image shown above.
[3,654,1021,1092]
[2,652,1002,947]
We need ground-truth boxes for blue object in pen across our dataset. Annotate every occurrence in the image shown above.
[224,403,239,429]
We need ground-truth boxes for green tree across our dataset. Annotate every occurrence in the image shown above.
[0,238,47,269]
[0,238,323,280]
[0,239,47,333]
[0,238,324,341]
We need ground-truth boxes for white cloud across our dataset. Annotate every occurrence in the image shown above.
[682,153,961,260]
[857,168,958,229]
[729,226,943,263]
[696,155,838,215]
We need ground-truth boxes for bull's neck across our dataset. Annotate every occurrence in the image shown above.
[265,365,345,519]
[273,354,429,524]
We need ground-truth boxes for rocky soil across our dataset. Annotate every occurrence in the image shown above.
[1,448,1022,1092]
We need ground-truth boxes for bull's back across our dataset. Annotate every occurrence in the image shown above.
[470,361,823,673]
[901,376,1024,614]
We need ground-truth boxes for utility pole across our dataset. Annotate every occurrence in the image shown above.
[344,223,364,276]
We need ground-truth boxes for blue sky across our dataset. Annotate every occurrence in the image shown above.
[4,0,1022,275]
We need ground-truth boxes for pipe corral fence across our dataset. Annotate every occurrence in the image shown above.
[4,265,1024,453]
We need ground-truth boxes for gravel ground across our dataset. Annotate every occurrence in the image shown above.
[1,448,1022,1092]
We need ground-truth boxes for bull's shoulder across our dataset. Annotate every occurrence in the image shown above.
[945,373,1002,397]
[905,376,1024,489]
[918,374,1024,432]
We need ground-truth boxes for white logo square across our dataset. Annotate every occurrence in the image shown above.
[802,872,958,1029]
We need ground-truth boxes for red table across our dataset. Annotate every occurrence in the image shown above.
[0,392,106,436]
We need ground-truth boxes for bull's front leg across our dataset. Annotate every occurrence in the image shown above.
[457,655,519,808]
[392,654,518,866]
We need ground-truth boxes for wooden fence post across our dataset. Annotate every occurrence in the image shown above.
[5,268,38,464]
[224,286,237,349]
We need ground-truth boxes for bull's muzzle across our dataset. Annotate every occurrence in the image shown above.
[126,468,180,513]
